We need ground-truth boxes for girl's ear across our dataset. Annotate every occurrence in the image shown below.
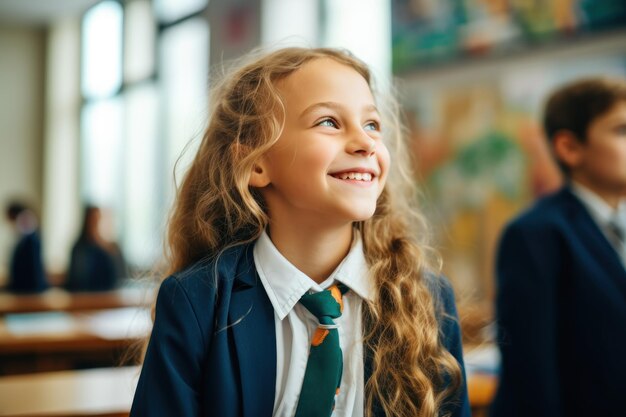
[231,141,271,188]
[249,157,271,188]
[553,130,584,170]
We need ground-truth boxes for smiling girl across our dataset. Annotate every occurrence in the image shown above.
[130,47,470,417]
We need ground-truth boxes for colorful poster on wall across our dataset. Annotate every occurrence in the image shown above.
[392,0,626,72]
[400,54,626,317]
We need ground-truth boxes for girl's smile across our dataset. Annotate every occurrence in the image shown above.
[328,168,378,187]
[250,57,390,228]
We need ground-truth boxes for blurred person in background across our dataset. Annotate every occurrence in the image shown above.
[492,77,626,417]
[65,205,126,292]
[4,200,48,293]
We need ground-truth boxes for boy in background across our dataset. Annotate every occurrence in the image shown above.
[492,77,626,417]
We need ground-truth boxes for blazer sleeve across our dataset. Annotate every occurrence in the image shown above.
[130,276,213,417]
[437,277,472,417]
[492,222,561,417]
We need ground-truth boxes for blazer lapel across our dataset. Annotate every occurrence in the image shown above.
[228,245,277,417]
[564,188,626,300]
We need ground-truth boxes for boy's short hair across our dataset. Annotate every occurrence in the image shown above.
[543,77,626,173]
[5,201,28,222]
[543,77,626,141]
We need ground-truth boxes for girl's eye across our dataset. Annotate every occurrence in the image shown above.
[317,118,338,128]
[364,121,380,131]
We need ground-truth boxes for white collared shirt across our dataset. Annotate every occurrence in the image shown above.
[570,181,626,265]
[253,230,373,417]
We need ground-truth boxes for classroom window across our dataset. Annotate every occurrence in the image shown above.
[124,0,156,83]
[81,98,124,211]
[81,0,123,98]
[80,1,209,272]
[154,0,208,24]
[159,17,209,204]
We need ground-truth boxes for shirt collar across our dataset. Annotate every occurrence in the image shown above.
[253,229,373,320]
[570,181,626,225]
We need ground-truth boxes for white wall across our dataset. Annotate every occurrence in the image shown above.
[0,26,45,284]
[42,18,81,275]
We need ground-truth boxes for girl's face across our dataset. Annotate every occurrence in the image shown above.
[253,58,390,228]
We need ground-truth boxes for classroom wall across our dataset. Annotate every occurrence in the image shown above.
[397,30,626,304]
[0,26,46,284]
[207,0,261,65]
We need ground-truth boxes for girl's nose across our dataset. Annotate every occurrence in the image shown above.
[347,129,376,157]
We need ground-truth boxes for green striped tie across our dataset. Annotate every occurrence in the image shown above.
[294,283,349,417]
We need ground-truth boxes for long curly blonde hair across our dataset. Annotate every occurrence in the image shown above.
[165,47,462,417]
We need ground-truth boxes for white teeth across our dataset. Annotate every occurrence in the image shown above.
[335,172,373,181]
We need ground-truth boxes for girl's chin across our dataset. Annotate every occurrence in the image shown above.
[347,209,377,223]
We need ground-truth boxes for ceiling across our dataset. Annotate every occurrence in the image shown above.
[0,0,101,27]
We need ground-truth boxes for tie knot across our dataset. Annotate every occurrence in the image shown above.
[300,283,348,322]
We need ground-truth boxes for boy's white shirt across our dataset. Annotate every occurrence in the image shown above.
[253,229,373,417]
[570,181,626,266]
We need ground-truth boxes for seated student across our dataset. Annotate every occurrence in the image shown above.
[65,205,126,292]
[491,77,626,417]
[4,201,48,293]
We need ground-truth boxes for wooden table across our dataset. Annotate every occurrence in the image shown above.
[0,365,497,416]
[0,286,155,315]
[0,366,138,417]
[0,308,151,375]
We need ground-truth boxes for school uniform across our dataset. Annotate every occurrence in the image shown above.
[8,231,48,293]
[130,232,470,417]
[491,184,626,417]
[65,240,124,292]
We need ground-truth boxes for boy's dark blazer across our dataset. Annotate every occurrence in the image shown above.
[130,243,471,417]
[8,231,48,293]
[491,186,626,417]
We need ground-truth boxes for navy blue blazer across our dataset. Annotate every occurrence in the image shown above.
[130,242,470,417]
[65,240,123,292]
[8,231,48,293]
[491,186,626,417]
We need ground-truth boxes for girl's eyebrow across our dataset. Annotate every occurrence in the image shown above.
[299,101,379,120]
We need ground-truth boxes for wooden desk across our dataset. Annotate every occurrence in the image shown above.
[0,286,155,315]
[0,308,151,375]
[0,365,496,415]
[0,366,138,417]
